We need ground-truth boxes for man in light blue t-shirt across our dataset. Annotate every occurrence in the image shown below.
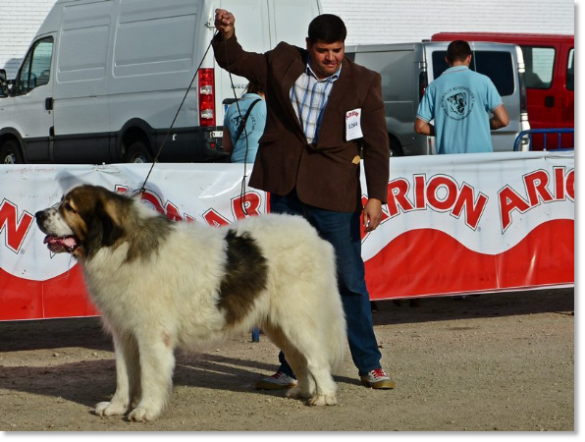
[415,40,509,154]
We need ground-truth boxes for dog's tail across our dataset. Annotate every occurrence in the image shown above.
[321,244,347,371]
[327,303,347,371]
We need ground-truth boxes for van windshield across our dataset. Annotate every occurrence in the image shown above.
[13,37,53,96]
[432,51,514,96]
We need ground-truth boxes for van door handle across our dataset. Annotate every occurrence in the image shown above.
[45,97,53,111]
[544,96,555,107]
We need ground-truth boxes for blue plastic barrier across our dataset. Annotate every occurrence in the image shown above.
[252,326,260,342]
[514,128,574,152]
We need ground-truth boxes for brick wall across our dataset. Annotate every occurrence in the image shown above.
[0,0,575,78]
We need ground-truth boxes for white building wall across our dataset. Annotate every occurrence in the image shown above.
[0,0,575,78]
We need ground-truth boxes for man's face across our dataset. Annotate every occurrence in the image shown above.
[306,39,345,79]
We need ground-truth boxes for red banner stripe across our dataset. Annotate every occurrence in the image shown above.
[365,219,574,299]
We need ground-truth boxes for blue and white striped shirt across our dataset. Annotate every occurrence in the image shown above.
[290,61,341,144]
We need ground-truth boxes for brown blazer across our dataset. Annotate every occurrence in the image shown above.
[213,34,389,213]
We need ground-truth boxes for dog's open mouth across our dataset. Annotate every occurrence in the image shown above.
[43,235,80,253]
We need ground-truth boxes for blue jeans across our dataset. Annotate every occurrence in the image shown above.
[270,189,383,377]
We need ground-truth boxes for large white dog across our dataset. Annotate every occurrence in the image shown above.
[36,185,346,422]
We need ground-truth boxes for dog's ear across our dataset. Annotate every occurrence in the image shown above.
[85,199,124,253]
[97,199,124,247]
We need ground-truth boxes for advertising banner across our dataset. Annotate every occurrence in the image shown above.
[0,152,574,320]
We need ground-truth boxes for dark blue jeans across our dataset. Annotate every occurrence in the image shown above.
[270,189,383,377]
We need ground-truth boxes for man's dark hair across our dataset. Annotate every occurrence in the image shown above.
[246,81,263,95]
[446,40,472,63]
[308,14,347,44]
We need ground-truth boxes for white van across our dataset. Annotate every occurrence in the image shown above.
[0,0,321,164]
[346,41,531,156]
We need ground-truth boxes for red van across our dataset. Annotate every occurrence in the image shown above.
[432,33,574,150]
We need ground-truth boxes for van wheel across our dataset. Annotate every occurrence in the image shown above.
[0,140,24,164]
[124,141,153,163]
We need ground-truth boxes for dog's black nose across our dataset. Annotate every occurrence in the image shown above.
[35,211,47,226]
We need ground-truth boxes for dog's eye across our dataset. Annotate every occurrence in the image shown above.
[63,202,77,213]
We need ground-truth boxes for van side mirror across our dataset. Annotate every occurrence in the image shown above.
[0,69,8,97]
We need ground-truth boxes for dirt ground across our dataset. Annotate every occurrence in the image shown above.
[0,288,574,432]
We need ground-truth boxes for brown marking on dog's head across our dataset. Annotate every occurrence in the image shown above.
[38,184,174,263]
[56,185,130,259]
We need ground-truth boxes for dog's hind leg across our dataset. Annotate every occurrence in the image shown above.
[284,349,315,401]
[303,357,338,406]
[271,311,339,405]
[95,331,140,417]
[127,328,176,422]
[264,321,336,405]
[262,323,315,399]
[290,340,338,406]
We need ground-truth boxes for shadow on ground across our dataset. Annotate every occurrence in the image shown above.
[0,351,359,411]
[371,288,574,326]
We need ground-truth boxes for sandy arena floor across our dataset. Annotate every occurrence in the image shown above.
[0,288,574,432]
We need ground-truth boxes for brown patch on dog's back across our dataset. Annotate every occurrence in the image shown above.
[218,230,268,326]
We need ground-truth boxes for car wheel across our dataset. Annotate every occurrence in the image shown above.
[124,141,153,163]
[389,135,403,157]
[0,140,24,164]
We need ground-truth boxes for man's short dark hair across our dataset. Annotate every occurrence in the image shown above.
[446,40,472,63]
[246,81,263,95]
[308,14,347,44]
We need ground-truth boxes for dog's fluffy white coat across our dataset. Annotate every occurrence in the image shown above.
[36,185,346,421]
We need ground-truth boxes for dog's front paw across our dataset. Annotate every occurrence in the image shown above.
[286,386,311,400]
[307,394,337,406]
[95,401,128,417]
[128,405,161,422]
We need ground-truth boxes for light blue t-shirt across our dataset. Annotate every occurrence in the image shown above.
[416,66,503,154]
[223,93,266,163]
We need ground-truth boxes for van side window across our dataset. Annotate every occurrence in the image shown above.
[520,46,555,90]
[347,50,413,102]
[566,48,574,91]
[14,37,54,96]
[432,51,514,96]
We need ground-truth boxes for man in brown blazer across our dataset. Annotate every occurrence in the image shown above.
[214,10,394,390]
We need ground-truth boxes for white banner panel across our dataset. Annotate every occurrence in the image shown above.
[0,152,574,320]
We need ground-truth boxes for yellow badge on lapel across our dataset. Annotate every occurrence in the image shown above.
[352,155,361,164]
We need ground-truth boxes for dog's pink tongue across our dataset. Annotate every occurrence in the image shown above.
[44,235,79,251]
[61,237,78,248]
